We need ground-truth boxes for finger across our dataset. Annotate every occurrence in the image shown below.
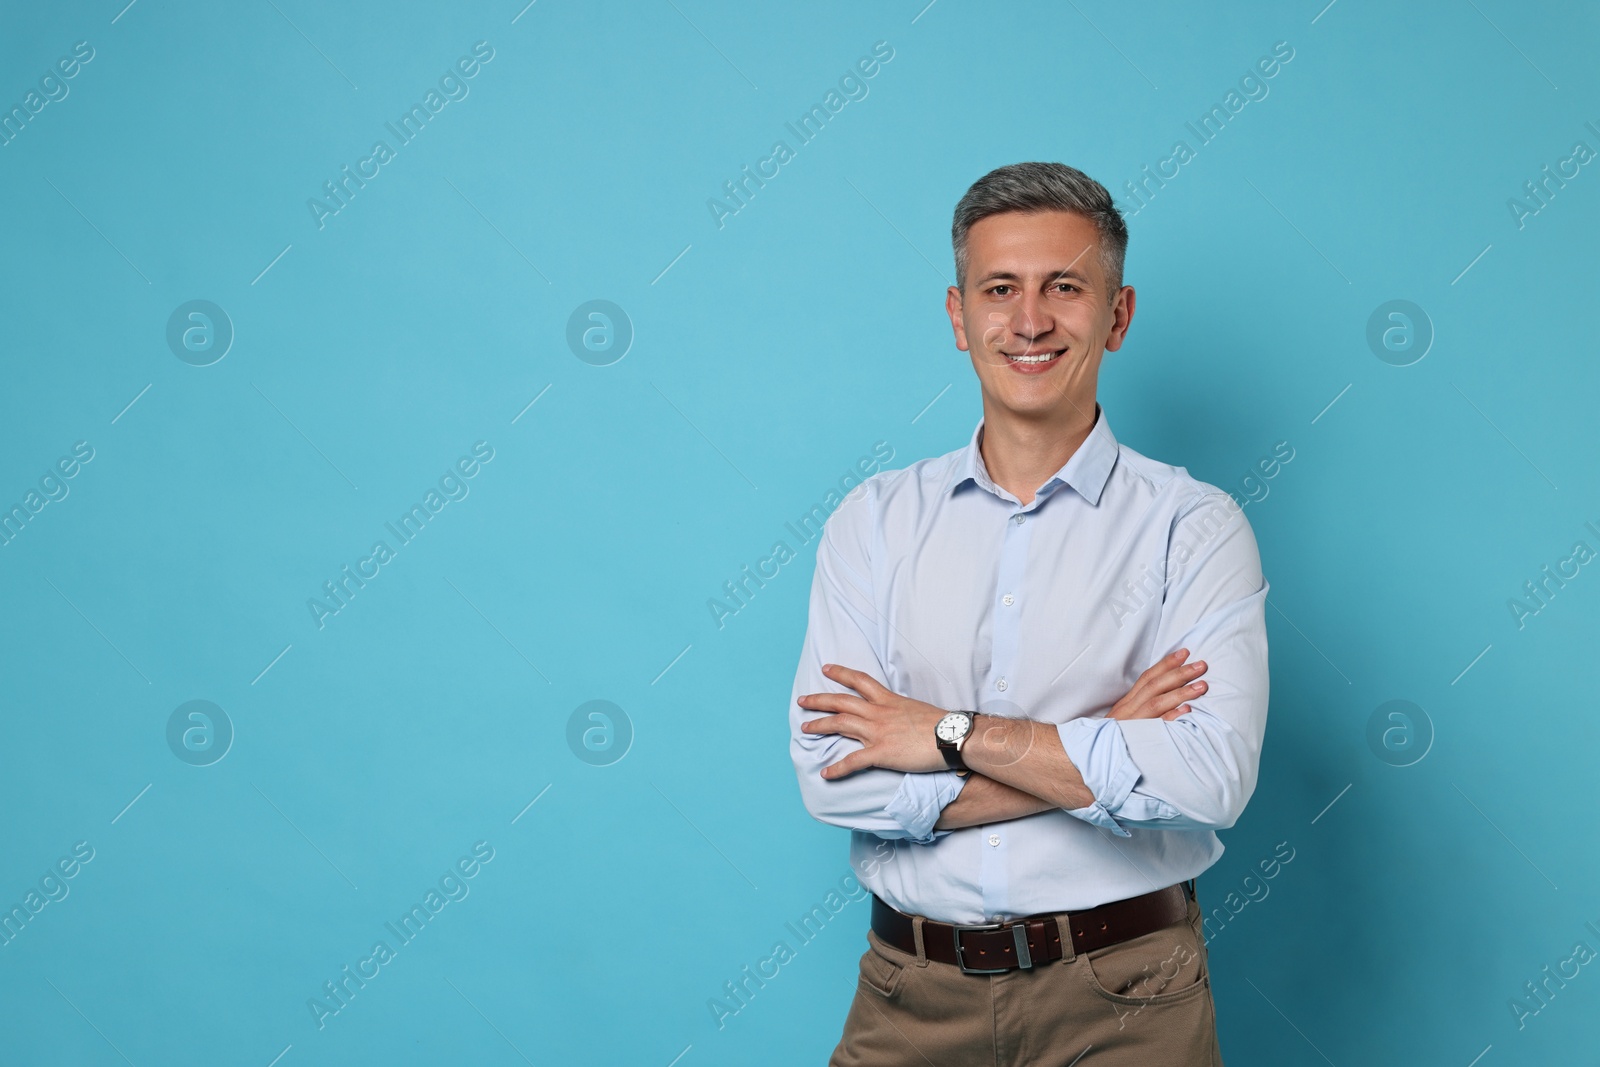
[1138,679,1206,718]
[801,714,868,739]
[821,663,892,700]
[1116,649,1193,711]
[1116,678,1206,721]
[1113,652,1203,716]
[797,692,871,715]
[1160,703,1193,721]
[821,749,875,779]
[1136,648,1190,684]
[1141,658,1208,703]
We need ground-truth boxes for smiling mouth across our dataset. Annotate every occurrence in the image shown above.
[1003,348,1065,364]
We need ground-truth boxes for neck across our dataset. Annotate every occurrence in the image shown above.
[979,399,1099,506]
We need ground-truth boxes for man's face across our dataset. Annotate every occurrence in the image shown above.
[945,209,1134,424]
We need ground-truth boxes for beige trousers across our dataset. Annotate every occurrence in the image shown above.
[828,897,1223,1066]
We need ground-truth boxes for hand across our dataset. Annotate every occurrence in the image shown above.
[798,664,949,778]
[1109,648,1208,721]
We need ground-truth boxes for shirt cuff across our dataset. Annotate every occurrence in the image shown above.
[1057,717,1141,837]
[884,769,969,844]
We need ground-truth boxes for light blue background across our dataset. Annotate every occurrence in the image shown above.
[2,1,1597,1063]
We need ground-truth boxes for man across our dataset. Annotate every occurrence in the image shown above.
[789,162,1269,1065]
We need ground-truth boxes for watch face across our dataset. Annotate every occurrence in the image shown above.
[936,712,970,742]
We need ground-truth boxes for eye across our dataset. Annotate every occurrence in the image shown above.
[986,285,1012,296]
[1052,282,1079,294]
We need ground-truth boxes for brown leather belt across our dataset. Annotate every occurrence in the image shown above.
[871,883,1191,974]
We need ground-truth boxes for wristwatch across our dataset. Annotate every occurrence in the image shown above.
[935,711,976,774]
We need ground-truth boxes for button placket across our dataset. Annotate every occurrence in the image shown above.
[979,501,1034,924]
[989,504,1032,704]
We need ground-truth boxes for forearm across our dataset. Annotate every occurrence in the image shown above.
[794,738,967,842]
[960,714,1095,811]
[933,772,1058,830]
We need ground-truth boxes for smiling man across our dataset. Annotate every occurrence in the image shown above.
[790,162,1269,1065]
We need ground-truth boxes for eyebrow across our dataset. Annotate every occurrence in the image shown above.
[977,268,1093,286]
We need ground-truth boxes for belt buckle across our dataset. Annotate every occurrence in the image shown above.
[952,921,1032,974]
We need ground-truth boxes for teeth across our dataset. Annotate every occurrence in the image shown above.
[1007,350,1062,364]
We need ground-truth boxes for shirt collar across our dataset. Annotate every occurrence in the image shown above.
[945,402,1119,507]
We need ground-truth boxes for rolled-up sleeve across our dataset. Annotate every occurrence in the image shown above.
[1058,491,1269,833]
[790,483,968,844]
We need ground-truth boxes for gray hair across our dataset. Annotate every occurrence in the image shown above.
[951,162,1128,302]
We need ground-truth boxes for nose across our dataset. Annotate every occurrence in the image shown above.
[1011,290,1054,345]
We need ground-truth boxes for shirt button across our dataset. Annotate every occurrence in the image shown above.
[1014,514,1026,525]
[996,678,1008,692]
[988,834,1001,847]
[1002,593,1015,607]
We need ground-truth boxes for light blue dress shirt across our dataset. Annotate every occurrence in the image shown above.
[789,404,1270,923]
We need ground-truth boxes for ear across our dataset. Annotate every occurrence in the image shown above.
[1103,285,1136,352]
[945,286,970,351]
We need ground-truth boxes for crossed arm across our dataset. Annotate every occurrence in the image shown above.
[798,650,1212,830]
[789,486,1268,843]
